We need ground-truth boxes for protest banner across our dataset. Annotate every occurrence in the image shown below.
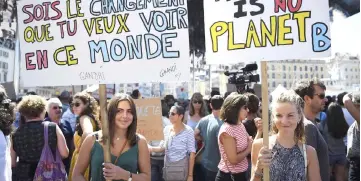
[204,0,331,63]
[17,0,190,87]
[134,98,163,141]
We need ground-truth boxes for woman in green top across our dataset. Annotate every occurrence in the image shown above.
[72,94,151,181]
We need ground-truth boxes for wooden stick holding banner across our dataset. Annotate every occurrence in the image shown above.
[261,61,269,181]
[99,84,111,181]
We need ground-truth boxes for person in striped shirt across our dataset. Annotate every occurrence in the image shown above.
[149,105,196,181]
[216,94,253,181]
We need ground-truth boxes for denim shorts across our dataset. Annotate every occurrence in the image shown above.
[329,154,347,166]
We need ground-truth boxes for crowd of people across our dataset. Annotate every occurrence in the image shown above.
[0,78,359,181]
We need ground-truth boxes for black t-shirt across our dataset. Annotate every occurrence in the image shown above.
[242,119,257,138]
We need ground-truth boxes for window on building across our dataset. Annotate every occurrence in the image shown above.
[272,81,276,87]
[283,65,286,71]
[294,66,297,71]
[346,75,348,79]
[289,83,292,87]
[3,73,6,82]
[267,74,269,78]
[321,74,324,78]
[300,74,303,79]
[345,68,347,71]
[300,67,302,71]
[272,73,275,78]
[321,67,323,71]
[288,67,291,71]
[289,74,291,79]
[351,68,353,72]
[315,66,318,71]
[311,74,314,78]
[283,81,287,88]
[272,65,275,70]
[310,67,313,71]
[305,73,308,78]
[305,66,308,71]
[283,73,286,79]
[316,74,319,78]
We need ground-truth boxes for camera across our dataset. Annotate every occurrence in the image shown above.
[224,63,260,93]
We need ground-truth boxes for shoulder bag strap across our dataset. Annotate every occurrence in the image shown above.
[221,152,235,181]
[43,121,50,146]
[219,127,235,181]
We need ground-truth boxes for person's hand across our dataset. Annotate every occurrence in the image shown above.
[256,146,273,170]
[246,136,253,152]
[254,118,263,132]
[148,144,153,153]
[187,175,193,181]
[343,93,352,104]
[103,163,128,180]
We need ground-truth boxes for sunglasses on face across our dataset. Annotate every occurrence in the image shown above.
[314,93,326,99]
[169,112,178,116]
[52,106,62,110]
[193,101,202,104]
[71,102,81,107]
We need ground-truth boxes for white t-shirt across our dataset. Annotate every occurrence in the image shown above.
[343,108,355,145]
[0,130,11,181]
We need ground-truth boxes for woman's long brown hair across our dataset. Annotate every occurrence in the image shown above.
[189,92,208,117]
[107,93,138,146]
[74,92,100,136]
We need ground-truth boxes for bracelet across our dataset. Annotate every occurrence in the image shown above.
[254,170,263,178]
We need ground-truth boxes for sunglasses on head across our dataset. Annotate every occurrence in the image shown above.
[193,100,202,104]
[314,93,325,99]
[71,102,81,107]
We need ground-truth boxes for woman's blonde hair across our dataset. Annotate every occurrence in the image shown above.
[18,95,46,119]
[271,90,305,143]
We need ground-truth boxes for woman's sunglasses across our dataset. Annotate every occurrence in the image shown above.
[71,102,81,107]
[169,112,178,116]
[52,106,62,110]
[193,100,202,104]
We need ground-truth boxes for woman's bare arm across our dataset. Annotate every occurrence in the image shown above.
[306,145,321,181]
[72,134,96,181]
[80,115,94,142]
[55,125,69,158]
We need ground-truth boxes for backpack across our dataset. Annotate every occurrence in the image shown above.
[33,121,67,181]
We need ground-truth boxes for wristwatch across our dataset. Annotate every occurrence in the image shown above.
[128,171,132,181]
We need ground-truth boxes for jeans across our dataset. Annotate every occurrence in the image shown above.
[202,166,217,181]
[348,157,360,181]
[151,158,165,181]
[215,170,247,181]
